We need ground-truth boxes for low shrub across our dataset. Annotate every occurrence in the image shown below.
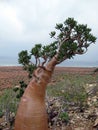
[0,88,19,129]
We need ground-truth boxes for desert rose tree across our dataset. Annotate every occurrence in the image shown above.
[15,18,96,130]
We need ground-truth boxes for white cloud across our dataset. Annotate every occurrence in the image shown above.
[0,2,24,43]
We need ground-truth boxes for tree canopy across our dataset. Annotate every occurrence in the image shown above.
[18,17,96,77]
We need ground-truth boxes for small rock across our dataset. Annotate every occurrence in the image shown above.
[93,118,98,127]
[92,96,98,102]
[61,90,65,93]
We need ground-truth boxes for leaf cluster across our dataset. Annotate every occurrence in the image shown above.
[18,42,58,77]
[50,17,96,62]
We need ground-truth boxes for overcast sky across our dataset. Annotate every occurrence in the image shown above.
[0,0,98,65]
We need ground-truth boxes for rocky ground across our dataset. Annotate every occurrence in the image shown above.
[46,87,98,130]
[0,66,98,130]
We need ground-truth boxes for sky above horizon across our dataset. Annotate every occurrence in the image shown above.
[0,0,98,65]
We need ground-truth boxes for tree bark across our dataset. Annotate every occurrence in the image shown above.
[14,57,57,130]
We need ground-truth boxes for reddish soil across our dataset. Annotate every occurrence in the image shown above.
[0,66,28,90]
[0,66,96,90]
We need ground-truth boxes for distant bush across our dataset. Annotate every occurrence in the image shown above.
[13,80,27,99]
[94,68,98,73]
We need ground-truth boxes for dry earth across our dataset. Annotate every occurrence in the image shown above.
[0,66,28,90]
[0,66,96,90]
[0,66,98,130]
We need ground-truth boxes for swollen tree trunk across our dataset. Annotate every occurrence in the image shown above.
[14,57,57,130]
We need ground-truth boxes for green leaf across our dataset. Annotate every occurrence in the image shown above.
[64,17,77,28]
[55,23,63,29]
[31,44,42,57]
[49,31,56,37]
[18,50,31,65]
